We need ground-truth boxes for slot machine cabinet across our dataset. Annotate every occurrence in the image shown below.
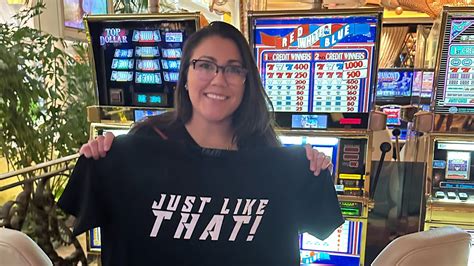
[84,13,200,138]
[83,13,200,255]
[248,9,383,266]
[279,130,372,266]
[423,7,474,264]
[424,135,474,264]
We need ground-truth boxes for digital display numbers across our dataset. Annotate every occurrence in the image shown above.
[132,30,161,43]
[161,60,180,70]
[163,72,179,82]
[134,93,167,106]
[253,15,378,113]
[135,72,162,84]
[114,49,134,58]
[111,59,134,70]
[111,71,133,82]
[162,48,182,58]
[135,46,160,57]
[136,59,160,71]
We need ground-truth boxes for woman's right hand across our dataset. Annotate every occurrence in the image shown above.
[79,132,115,160]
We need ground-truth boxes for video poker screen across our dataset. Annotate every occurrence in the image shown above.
[300,220,362,266]
[434,13,474,114]
[433,141,474,183]
[86,15,198,107]
[376,69,413,100]
[251,14,379,113]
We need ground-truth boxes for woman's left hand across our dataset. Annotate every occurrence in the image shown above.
[305,144,333,176]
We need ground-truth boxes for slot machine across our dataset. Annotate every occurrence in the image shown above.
[83,13,200,255]
[424,7,474,264]
[248,9,383,266]
[84,13,200,138]
[376,68,414,142]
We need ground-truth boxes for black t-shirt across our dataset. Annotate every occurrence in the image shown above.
[130,115,274,150]
[58,135,343,266]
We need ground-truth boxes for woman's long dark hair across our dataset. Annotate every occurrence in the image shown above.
[133,21,280,149]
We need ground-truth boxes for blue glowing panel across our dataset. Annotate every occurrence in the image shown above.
[135,72,162,84]
[162,48,182,59]
[161,60,181,71]
[165,32,183,42]
[136,59,160,71]
[163,72,179,82]
[132,30,161,43]
[114,49,134,58]
[135,46,160,58]
[111,59,134,70]
[110,71,133,82]
[376,70,413,97]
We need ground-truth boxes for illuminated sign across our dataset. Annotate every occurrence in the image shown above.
[260,23,369,49]
[252,15,378,113]
[100,28,128,46]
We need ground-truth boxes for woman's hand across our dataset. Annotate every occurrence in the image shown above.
[305,144,333,176]
[79,132,115,160]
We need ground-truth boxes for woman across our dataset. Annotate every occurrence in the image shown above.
[81,21,332,175]
[60,21,342,265]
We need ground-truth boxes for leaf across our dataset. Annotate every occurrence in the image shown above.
[1,2,94,169]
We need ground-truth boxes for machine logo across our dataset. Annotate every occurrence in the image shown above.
[100,28,128,46]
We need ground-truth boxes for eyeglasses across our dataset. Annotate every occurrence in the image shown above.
[191,59,247,85]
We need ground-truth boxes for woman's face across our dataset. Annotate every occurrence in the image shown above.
[186,36,246,125]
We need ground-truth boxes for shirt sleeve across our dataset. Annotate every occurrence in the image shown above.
[295,169,344,240]
[57,156,104,236]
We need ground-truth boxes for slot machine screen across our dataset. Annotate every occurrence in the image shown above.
[412,70,434,98]
[250,13,380,114]
[279,135,338,167]
[412,70,423,97]
[422,71,434,98]
[376,69,413,103]
[300,220,362,266]
[134,109,167,122]
[432,140,474,196]
[86,14,198,107]
[434,12,474,114]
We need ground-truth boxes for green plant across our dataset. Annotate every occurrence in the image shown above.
[0,1,94,264]
[0,1,94,171]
